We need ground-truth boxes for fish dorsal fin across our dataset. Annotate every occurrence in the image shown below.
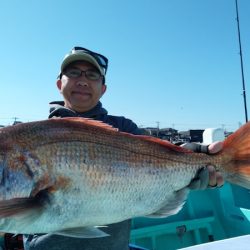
[53,118,191,153]
[135,135,193,153]
[56,117,119,132]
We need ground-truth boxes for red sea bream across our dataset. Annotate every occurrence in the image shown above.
[0,118,250,237]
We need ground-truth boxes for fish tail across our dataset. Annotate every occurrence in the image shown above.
[221,122,250,189]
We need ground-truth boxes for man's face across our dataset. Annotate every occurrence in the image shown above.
[57,61,107,113]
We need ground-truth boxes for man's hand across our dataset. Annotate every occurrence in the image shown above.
[183,141,225,190]
[207,142,224,188]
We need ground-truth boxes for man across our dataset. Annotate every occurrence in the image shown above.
[22,47,223,250]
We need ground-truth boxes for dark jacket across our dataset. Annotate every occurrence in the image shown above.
[23,101,145,250]
[48,101,144,135]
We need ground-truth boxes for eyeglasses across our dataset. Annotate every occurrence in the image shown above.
[63,68,102,81]
[73,47,108,74]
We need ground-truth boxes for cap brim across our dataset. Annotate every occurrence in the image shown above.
[61,53,105,76]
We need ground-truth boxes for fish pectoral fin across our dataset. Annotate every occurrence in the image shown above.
[0,189,49,217]
[145,187,189,218]
[54,226,110,238]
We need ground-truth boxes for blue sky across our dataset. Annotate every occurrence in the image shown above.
[0,0,249,132]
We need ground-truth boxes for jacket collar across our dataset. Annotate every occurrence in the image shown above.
[48,101,108,118]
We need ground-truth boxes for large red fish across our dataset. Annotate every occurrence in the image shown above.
[0,118,249,238]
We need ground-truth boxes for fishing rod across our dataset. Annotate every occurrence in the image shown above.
[235,0,248,123]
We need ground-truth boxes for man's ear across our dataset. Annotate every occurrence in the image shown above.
[101,84,107,96]
[56,79,62,91]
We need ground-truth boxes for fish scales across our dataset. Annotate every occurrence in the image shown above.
[0,118,250,237]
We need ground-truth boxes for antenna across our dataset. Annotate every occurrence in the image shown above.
[235,0,248,123]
